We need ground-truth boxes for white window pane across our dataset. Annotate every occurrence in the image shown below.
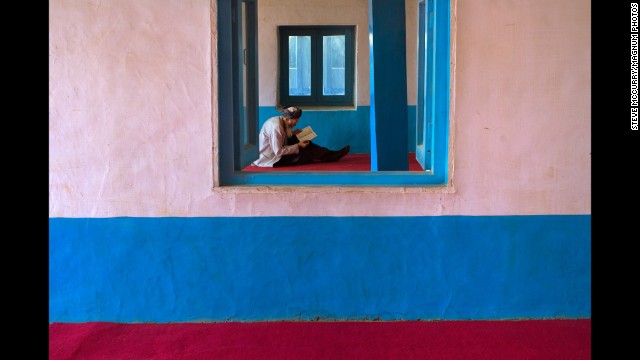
[289,36,311,96]
[323,35,345,95]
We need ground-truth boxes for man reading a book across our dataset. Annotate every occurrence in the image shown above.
[252,106,350,167]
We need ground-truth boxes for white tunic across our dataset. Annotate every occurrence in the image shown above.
[252,116,300,167]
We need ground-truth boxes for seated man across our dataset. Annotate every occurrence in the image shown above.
[252,106,350,167]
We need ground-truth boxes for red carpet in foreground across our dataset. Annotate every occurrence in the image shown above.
[49,320,590,360]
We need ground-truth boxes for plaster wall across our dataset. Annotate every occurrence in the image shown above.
[49,0,591,323]
[49,0,590,217]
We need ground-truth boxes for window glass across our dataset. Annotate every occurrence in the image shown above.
[288,35,311,96]
[322,35,345,95]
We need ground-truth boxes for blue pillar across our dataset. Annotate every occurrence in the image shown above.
[368,0,409,171]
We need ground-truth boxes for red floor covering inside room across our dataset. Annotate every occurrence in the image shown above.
[243,153,424,172]
[49,320,590,360]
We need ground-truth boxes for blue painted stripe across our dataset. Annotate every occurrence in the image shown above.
[50,215,591,322]
[433,0,450,180]
[225,169,447,186]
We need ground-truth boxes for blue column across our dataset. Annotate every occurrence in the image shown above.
[368,0,409,171]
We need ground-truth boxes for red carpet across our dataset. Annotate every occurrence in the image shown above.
[49,320,590,359]
[243,153,424,172]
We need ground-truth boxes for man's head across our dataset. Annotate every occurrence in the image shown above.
[281,106,302,126]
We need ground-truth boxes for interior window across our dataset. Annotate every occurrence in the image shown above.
[279,26,355,107]
[216,0,451,187]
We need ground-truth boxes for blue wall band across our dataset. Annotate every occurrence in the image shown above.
[50,215,591,322]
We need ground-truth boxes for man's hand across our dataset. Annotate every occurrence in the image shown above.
[298,140,310,148]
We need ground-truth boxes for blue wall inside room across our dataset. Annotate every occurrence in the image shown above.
[259,106,417,154]
[50,215,591,323]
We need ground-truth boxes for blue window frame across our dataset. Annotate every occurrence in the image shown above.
[278,26,355,107]
[216,0,450,187]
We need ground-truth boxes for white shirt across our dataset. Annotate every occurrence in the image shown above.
[252,116,300,167]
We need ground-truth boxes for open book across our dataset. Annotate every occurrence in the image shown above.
[296,126,318,142]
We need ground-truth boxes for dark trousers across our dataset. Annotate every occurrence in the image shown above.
[273,135,333,167]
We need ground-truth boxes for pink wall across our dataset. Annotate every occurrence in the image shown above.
[49,0,590,217]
